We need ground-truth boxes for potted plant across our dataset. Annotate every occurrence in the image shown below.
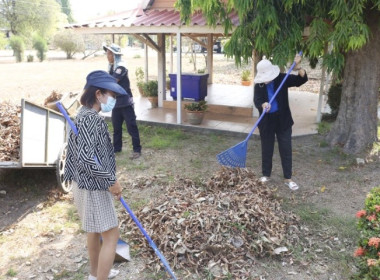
[241,69,252,86]
[141,80,158,108]
[166,77,171,91]
[135,67,145,95]
[184,100,208,125]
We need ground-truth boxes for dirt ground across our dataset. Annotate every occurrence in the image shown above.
[1,49,379,280]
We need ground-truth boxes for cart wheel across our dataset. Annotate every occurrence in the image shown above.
[56,143,72,193]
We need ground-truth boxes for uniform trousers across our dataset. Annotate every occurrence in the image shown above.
[259,112,292,179]
[111,106,141,153]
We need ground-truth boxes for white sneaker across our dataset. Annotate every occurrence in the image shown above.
[108,269,119,279]
[259,176,270,184]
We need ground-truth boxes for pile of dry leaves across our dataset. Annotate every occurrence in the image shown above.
[121,167,299,278]
[44,90,62,106]
[0,101,21,161]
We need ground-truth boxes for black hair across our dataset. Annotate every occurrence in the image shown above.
[80,86,107,108]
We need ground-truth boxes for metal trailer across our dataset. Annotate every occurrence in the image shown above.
[0,99,71,193]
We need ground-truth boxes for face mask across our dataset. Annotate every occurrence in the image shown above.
[100,95,116,112]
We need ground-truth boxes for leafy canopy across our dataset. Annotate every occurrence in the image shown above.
[175,0,380,74]
[0,0,68,39]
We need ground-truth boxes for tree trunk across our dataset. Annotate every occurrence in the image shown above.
[326,9,380,154]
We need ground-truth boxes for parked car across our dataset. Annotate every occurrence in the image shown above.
[201,41,222,53]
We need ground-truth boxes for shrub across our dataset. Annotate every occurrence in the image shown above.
[141,80,158,97]
[0,33,7,49]
[53,30,85,59]
[9,36,25,62]
[327,82,342,116]
[33,36,48,62]
[27,54,34,62]
[352,187,380,280]
[135,67,145,93]
[135,67,144,83]
[241,69,251,81]
[184,100,208,111]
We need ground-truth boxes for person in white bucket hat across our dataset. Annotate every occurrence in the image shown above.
[253,53,307,191]
[103,43,142,160]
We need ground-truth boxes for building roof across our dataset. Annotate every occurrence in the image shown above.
[67,8,239,36]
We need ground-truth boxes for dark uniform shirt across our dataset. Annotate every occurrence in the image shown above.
[109,65,134,108]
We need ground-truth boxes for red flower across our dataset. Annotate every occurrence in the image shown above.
[356,210,366,218]
[368,237,380,248]
[354,247,366,256]
[367,214,377,221]
[375,205,380,212]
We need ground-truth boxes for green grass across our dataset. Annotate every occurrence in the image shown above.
[139,125,188,149]
[368,123,380,156]
[290,203,357,237]
[6,268,17,277]
[296,204,329,224]
[285,202,358,275]
[130,198,149,210]
[317,121,332,135]
[52,264,87,280]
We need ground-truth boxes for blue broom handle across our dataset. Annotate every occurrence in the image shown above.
[56,101,177,280]
[119,198,178,280]
[245,51,303,141]
[56,102,78,135]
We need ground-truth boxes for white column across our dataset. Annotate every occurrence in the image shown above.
[176,31,182,124]
[144,44,148,82]
[207,34,213,84]
[170,35,173,74]
[157,34,166,107]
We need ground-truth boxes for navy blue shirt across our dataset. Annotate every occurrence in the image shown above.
[266,81,278,113]
[109,65,134,108]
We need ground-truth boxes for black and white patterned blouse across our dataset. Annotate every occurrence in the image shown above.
[64,106,117,190]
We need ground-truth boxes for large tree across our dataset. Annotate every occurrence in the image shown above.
[0,0,65,38]
[56,0,74,23]
[176,0,380,154]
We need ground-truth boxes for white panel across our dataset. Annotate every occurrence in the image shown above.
[22,102,47,164]
[47,113,66,164]
[21,100,67,167]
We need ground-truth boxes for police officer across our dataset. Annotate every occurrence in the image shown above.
[103,43,142,159]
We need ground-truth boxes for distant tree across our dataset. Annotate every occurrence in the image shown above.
[81,34,106,59]
[0,0,66,39]
[0,33,7,49]
[33,35,48,62]
[176,0,380,155]
[53,29,84,59]
[9,35,24,62]
[56,0,74,23]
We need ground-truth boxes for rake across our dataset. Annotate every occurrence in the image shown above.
[56,102,178,280]
[217,52,302,168]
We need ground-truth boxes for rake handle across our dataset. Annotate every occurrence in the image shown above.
[245,51,303,141]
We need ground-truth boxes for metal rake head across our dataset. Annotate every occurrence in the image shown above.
[216,140,248,168]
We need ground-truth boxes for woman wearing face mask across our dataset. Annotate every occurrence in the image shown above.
[64,70,126,280]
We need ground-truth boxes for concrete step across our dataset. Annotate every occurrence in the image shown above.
[163,100,253,117]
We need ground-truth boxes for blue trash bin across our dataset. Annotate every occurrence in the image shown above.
[169,73,209,101]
